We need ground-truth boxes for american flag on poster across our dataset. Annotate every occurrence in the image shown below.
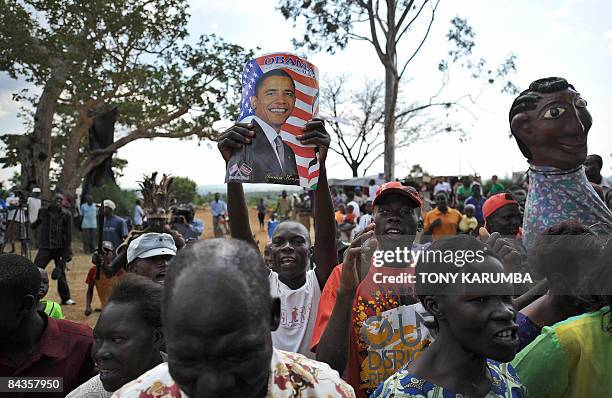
[238,53,320,189]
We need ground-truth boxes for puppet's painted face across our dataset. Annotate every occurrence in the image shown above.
[512,88,591,170]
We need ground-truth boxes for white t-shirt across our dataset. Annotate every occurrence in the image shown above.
[27,197,41,224]
[269,268,321,359]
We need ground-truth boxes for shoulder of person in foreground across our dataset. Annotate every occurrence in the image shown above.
[66,374,111,398]
[111,362,182,398]
[272,349,356,397]
[372,359,525,398]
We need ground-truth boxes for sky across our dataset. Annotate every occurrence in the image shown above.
[1,0,612,189]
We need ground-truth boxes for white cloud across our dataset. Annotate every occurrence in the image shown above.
[575,30,591,47]
[605,30,612,39]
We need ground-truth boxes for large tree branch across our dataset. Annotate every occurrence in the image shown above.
[396,0,429,43]
[355,0,388,66]
[395,0,415,31]
[398,0,439,79]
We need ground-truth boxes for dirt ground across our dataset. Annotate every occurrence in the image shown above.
[43,207,272,328]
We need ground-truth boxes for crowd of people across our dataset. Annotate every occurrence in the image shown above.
[1,76,612,398]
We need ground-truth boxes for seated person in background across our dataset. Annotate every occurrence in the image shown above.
[373,236,526,398]
[85,241,125,316]
[68,275,165,398]
[112,239,355,397]
[512,238,612,397]
[125,233,177,285]
[424,192,462,241]
[37,267,64,319]
[0,254,95,397]
[458,203,478,234]
[516,221,604,351]
[219,118,337,359]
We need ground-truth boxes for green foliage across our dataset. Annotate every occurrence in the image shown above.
[172,176,197,205]
[90,182,137,217]
[0,0,254,193]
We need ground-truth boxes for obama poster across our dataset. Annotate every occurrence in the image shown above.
[225,53,320,188]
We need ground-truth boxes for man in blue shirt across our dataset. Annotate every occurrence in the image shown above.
[465,183,487,226]
[210,193,228,237]
[102,200,128,251]
[80,194,97,254]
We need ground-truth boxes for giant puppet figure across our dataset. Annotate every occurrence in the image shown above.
[509,77,612,249]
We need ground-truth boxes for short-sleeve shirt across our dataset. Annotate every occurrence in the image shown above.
[310,261,433,398]
[372,359,526,397]
[269,269,321,359]
[41,300,65,319]
[85,266,125,307]
[111,348,356,398]
[268,219,279,239]
[210,200,227,217]
[0,314,95,398]
[489,182,505,195]
[80,203,97,229]
[132,204,144,226]
[512,307,612,398]
[423,208,462,240]
[458,215,478,233]
[103,216,128,251]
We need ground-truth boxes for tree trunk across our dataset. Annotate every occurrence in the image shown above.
[383,66,399,182]
[351,164,359,177]
[56,111,93,198]
[23,59,67,198]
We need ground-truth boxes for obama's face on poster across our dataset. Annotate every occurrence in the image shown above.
[250,74,296,132]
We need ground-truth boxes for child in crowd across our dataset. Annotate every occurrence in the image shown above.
[458,203,478,234]
[335,203,346,224]
[84,241,124,316]
[339,204,356,241]
[37,268,64,319]
[267,212,279,240]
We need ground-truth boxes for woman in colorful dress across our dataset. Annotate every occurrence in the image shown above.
[373,235,526,398]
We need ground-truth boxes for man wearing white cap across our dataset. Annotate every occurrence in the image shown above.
[125,232,177,284]
[27,187,42,248]
[102,199,128,251]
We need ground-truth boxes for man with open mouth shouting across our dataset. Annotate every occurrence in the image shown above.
[313,182,433,398]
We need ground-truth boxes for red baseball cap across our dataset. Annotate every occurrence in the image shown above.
[483,193,519,220]
[373,181,422,208]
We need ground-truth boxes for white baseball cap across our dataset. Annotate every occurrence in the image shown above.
[127,233,177,263]
[32,187,41,193]
[103,199,116,211]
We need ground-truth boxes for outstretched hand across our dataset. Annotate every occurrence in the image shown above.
[217,122,255,162]
[298,118,330,164]
[339,225,376,295]
[479,227,523,273]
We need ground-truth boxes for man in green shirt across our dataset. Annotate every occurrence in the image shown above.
[488,175,505,196]
[456,176,473,205]
[276,190,292,221]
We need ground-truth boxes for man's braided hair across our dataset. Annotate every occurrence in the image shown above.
[509,77,575,160]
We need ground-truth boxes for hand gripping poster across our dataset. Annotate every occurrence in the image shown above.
[225,53,320,188]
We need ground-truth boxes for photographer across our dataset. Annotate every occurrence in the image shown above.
[32,193,75,305]
[170,206,201,242]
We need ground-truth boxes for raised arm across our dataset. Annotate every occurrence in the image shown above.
[299,119,337,289]
[218,122,257,247]
[316,230,373,372]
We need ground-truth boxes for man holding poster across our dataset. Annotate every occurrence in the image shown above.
[225,53,320,187]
